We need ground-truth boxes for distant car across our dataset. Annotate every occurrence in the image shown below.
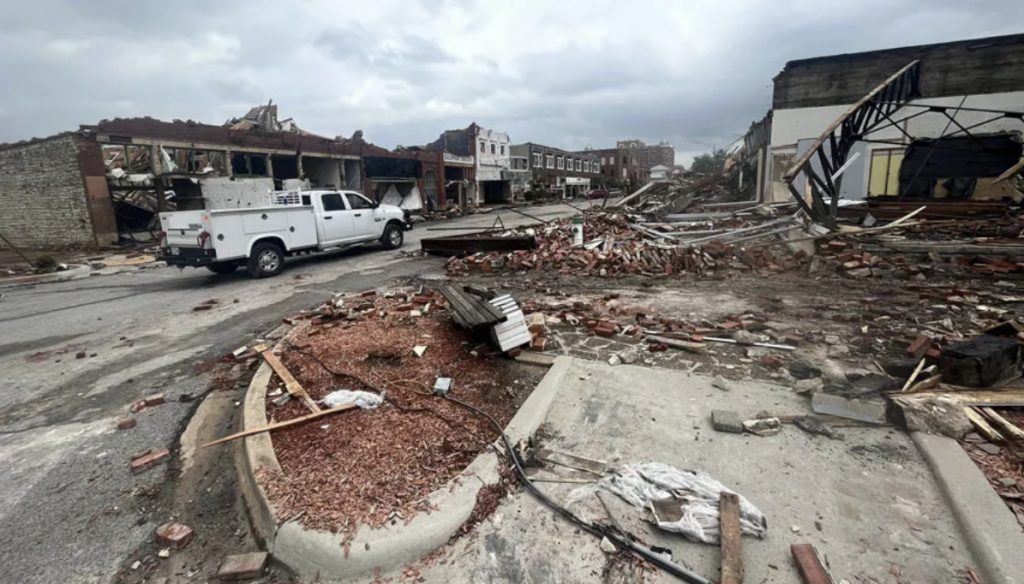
[586,189,610,199]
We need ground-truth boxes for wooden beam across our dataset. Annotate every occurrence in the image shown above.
[791,543,834,584]
[964,407,1004,442]
[202,403,357,447]
[980,407,1024,440]
[645,335,707,354]
[719,492,744,584]
[260,349,321,413]
[907,389,1024,408]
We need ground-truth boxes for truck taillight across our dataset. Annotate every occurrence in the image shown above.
[157,230,167,245]
[197,230,211,248]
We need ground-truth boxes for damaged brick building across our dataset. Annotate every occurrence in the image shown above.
[0,106,448,249]
[760,33,1024,205]
[510,143,602,198]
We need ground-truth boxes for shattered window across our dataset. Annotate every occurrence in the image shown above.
[480,141,486,153]
[546,154,554,169]
[500,144,505,155]
[490,143,496,155]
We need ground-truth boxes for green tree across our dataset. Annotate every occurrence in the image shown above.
[690,148,728,174]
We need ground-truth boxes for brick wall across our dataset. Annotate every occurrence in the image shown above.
[773,34,1024,109]
[0,135,96,249]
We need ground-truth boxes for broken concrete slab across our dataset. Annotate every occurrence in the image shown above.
[712,410,745,433]
[890,394,972,439]
[217,551,269,581]
[811,392,887,424]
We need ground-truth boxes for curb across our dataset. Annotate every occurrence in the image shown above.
[235,333,573,581]
[0,264,91,288]
[911,432,1024,584]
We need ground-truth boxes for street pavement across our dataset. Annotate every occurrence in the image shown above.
[0,202,587,584]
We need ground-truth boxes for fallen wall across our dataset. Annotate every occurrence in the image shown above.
[0,134,103,249]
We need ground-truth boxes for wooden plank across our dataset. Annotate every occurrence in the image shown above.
[202,403,357,447]
[645,335,707,354]
[906,389,1024,407]
[964,407,1005,442]
[899,358,927,392]
[719,492,744,584]
[260,350,321,413]
[993,157,1024,183]
[791,543,834,584]
[906,373,943,393]
[980,407,1024,440]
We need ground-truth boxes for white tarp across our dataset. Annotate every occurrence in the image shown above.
[380,183,423,211]
[574,462,768,544]
[320,389,384,410]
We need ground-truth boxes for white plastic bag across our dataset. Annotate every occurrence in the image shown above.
[320,389,384,410]
[597,462,767,544]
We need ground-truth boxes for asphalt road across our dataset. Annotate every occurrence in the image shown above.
[0,202,588,584]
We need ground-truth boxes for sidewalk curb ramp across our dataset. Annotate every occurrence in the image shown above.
[912,432,1024,584]
[235,331,572,581]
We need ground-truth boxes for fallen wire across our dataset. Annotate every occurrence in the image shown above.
[441,393,711,584]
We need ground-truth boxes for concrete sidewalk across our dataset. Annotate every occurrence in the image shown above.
[413,357,975,583]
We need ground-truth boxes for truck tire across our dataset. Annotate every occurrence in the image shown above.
[381,223,404,250]
[206,262,237,275]
[247,242,285,278]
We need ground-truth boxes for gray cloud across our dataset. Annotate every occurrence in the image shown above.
[0,0,1021,164]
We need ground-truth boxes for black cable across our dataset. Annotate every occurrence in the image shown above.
[442,394,711,584]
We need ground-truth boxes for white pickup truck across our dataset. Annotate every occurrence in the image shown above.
[157,189,412,278]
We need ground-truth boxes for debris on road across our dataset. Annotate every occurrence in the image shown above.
[712,410,745,434]
[155,521,194,549]
[216,551,269,581]
[129,448,170,474]
[585,462,768,544]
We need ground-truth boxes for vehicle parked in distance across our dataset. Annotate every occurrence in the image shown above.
[157,190,412,278]
[586,189,610,199]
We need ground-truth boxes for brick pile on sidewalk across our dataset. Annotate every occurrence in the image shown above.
[814,214,1024,279]
[446,214,802,277]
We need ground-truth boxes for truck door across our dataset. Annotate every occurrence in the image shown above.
[317,192,355,245]
[344,192,379,239]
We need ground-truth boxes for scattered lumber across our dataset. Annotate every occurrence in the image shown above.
[964,407,1005,442]
[979,407,1024,440]
[791,543,834,584]
[259,349,320,413]
[202,403,358,447]
[719,492,744,584]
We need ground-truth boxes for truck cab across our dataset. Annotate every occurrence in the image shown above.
[158,189,411,278]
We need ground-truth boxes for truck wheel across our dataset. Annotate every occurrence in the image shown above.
[206,262,237,275]
[247,242,285,278]
[381,223,404,250]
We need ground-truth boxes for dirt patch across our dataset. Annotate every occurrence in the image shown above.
[260,292,540,545]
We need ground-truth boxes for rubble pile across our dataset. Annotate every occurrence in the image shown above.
[619,170,737,217]
[815,213,1024,279]
[445,213,802,278]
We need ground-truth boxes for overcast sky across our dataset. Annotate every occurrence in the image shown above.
[0,1,1020,165]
